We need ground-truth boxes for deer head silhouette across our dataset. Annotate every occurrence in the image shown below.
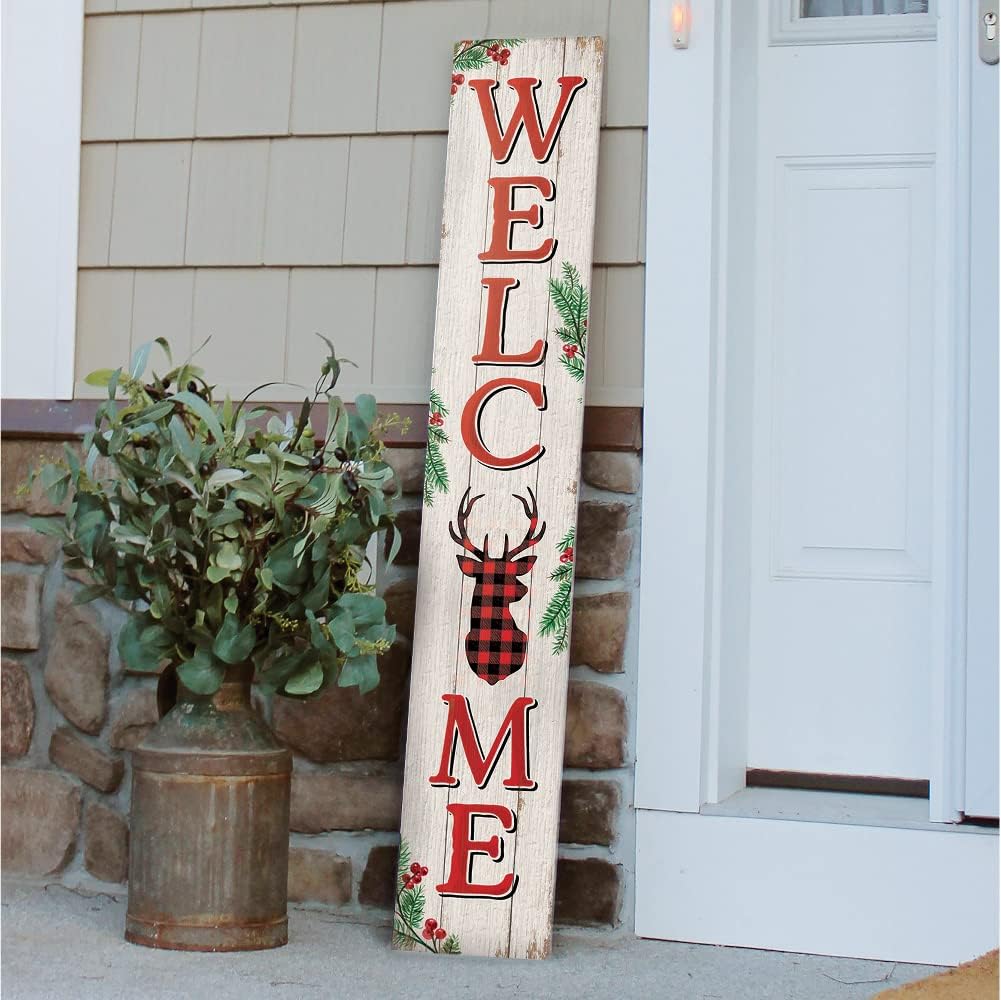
[450,487,546,685]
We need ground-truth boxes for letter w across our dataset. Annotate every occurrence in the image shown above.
[469,76,587,164]
[429,694,537,790]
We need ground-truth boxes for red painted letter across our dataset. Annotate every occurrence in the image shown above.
[429,694,537,790]
[437,802,518,899]
[472,278,545,366]
[469,76,587,164]
[478,176,556,264]
[461,377,546,471]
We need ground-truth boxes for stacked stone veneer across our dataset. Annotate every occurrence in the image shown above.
[1,438,641,932]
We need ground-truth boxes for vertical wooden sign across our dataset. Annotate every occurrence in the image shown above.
[396,37,604,960]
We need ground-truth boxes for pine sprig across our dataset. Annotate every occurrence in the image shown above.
[557,527,576,551]
[424,390,450,507]
[549,263,589,383]
[393,839,460,955]
[453,38,525,72]
[538,528,577,654]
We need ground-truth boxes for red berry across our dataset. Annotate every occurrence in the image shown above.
[451,84,458,95]
[420,866,428,876]
[563,343,578,357]
[424,917,437,930]
[401,873,409,883]
[422,928,434,940]
[501,48,511,57]
[411,862,421,874]
[452,73,465,85]
[412,875,422,884]
[435,928,447,940]
[487,43,499,54]
[499,56,509,65]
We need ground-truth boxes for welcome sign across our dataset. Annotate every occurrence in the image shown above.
[396,37,604,959]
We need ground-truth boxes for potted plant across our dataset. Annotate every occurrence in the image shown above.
[30,338,403,951]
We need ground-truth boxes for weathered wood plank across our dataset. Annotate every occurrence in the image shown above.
[397,36,604,960]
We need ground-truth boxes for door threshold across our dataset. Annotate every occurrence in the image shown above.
[702,786,997,834]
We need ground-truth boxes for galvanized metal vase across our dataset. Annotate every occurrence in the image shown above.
[126,663,292,951]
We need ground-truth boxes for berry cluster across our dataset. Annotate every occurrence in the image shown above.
[429,411,445,427]
[401,861,428,890]
[487,43,511,65]
[421,917,448,942]
[450,72,465,96]
[560,546,574,564]
[562,343,579,358]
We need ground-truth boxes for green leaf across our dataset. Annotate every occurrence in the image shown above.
[441,934,461,954]
[386,523,402,566]
[283,661,324,696]
[72,583,113,605]
[327,609,356,654]
[130,341,153,379]
[339,653,378,694]
[177,648,225,695]
[354,393,377,428]
[336,592,385,626]
[212,613,257,664]
[169,391,225,445]
[84,368,117,388]
[27,517,67,538]
[118,615,174,673]
[207,468,246,489]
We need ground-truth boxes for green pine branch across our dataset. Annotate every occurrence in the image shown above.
[429,390,449,417]
[557,527,576,552]
[424,441,449,507]
[560,353,586,382]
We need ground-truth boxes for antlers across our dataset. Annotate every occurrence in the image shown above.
[449,487,547,561]
[449,488,487,559]
[504,487,546,558]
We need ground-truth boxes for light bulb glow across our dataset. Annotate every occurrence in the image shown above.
[671,3,686,33]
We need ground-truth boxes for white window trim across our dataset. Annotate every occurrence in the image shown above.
[769,0,936,45]
[1,0,83,400]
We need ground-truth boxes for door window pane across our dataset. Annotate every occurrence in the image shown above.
[801,0,929,15]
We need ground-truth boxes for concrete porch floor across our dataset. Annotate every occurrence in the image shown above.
[2,879,941,1000]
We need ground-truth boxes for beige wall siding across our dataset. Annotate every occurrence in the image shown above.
[75,0,648,405]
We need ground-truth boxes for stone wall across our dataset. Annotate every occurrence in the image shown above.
[1,437,641,932]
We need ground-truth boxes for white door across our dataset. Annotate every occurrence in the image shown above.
[746,2,937,780]
[635,0,999,963]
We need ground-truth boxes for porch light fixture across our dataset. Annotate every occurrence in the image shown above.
[671,1,691,48]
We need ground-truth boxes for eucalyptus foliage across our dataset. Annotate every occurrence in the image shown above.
[29,337,404,698]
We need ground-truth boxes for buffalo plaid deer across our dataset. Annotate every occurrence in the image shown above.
[450,487,547,685]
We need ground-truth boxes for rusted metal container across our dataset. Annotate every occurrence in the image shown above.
[126,664,291,952]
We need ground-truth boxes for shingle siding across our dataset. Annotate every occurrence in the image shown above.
[75,0,647,405]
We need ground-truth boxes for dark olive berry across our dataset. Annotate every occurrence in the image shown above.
[342,470,359,495]
[187,380,197,393]
[334,447,348,463]
[199,463,210,477]
[310,454,323,470]
[267,532,280,546]
[352,496,364,510]
[162,377,171,389]
[235,499,248,512]
[243,514,254,527]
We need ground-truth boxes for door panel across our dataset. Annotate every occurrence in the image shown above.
[745,4,936,778]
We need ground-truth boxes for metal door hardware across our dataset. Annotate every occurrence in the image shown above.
[980,2,999,64]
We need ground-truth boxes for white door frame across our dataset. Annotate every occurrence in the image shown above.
[634,0,998,963]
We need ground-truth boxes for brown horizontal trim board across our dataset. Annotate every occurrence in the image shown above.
[1,400,642,453]
[746,768,930,799]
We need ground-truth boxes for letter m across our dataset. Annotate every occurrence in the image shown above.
[428,694,537,790]
[469,76,587,164]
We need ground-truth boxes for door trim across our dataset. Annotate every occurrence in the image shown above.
[636,807,998,966]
